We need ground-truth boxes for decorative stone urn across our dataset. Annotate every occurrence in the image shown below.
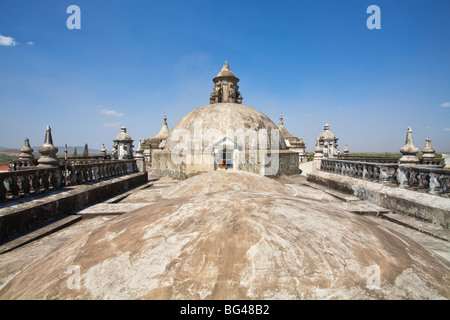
[399,127,419,165]
[37,125,59,168]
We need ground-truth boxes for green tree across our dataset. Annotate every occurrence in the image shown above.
[82,143,89,157]
[72,147,78,157]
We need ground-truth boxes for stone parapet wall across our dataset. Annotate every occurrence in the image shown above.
[307,171,450,229]
[151,150,299,179]
[321,159,449,197]
[0,172,148,243]
[0,159,139,202]
[278,151,300,176]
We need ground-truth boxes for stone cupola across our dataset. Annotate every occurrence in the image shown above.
[317,123,339,159]
[112,125,134,160]
[210,61,243,104]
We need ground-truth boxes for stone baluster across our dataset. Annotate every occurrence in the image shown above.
[396,167,409,188]
[83,167,89,182]
[371,165,377,182]
[31,172,41,194]
[409,168,419,191]
[87,166,93,182]
[20,175,31,196]
[439,175,448,194]
[351,163,356,177]
[93,165,98,182]
[101,164,107,178]
[0,176,6,200]
[372,165,379,181]
[41,172,50,192]
[77,169,83,185]
[429,172,441,195]
[9,177,20,199]
[417,172,426,191]
[379,166,390,184]
[362,164,367,180]
[52,170,62,189]
[71,169,78,185]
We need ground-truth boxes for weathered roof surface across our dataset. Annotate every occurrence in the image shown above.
[164,103,288,151]
[1,170,448,299]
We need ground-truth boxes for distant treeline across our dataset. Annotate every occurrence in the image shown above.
[0,154,18,166]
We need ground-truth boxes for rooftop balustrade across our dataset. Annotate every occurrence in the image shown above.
[1,159,138,202]
[320,159,449,197]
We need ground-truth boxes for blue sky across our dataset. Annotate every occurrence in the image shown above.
[1,0,449,153]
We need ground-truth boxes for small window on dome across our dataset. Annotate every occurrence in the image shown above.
[213,137,238,170]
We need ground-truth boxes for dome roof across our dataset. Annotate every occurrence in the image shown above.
[115,125,132,141]
[164,103,287,151]
[319,123,336,141]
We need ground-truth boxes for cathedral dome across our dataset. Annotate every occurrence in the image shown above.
[163,103,288,151]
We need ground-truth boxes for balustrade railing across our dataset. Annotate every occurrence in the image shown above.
[321,159,449,197]
[8,156,111,172]
[8,159,39,171]
[338,156,400,163]
[0,167,62,201]
[62,160,138,186]
[1,159,138,202]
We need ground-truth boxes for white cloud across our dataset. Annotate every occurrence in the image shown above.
[27,41,34,46]
[440,102,450,108]
[100,108,124,117]
[444,128,450,132]
[0,35,17,46]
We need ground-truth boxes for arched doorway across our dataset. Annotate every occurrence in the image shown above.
[213,137,239,170]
